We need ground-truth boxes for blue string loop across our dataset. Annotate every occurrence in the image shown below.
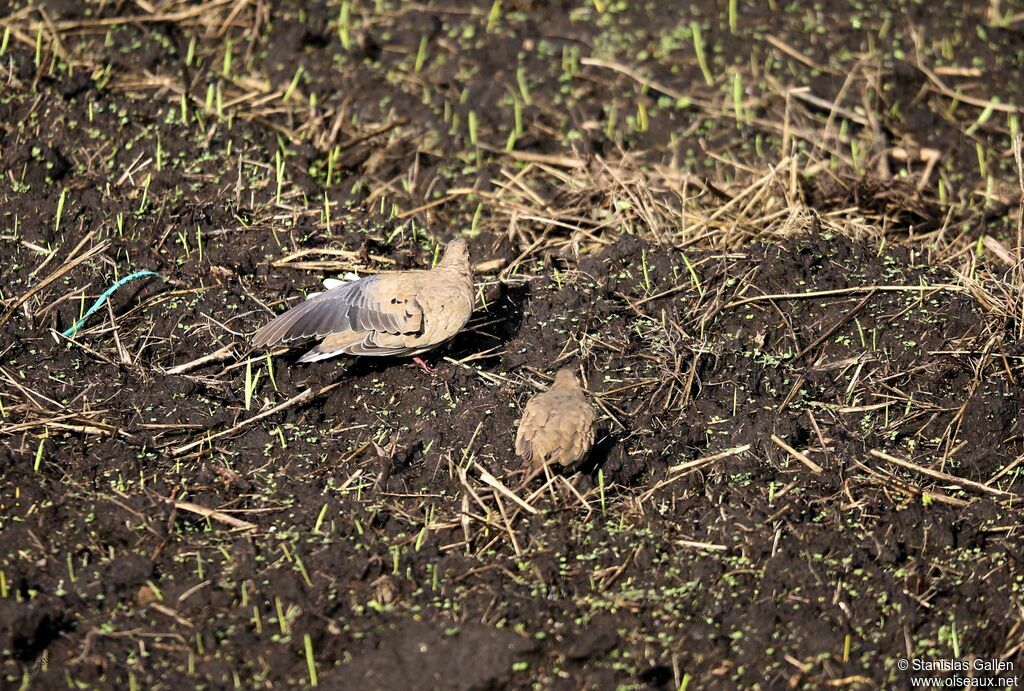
[62,270,162,338]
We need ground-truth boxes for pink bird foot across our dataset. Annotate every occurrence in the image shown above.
[412,356,438,374]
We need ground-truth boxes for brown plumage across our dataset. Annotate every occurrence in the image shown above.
[252,238,474,363]
[515,368,597,469]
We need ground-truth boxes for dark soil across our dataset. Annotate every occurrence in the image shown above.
[2,1,1023,689]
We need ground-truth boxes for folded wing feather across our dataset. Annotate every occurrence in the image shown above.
[252,274,424,347]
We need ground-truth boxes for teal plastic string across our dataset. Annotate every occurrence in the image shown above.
[62,270,162,338]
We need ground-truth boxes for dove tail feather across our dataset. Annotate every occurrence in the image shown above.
[516,438,533,462]
[298,345,346,363]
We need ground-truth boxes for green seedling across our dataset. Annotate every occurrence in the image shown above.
[487,0,501,30]
[304,634,318,687]
[965,99,995,135]
[641,249,653,293]
[691,22,713,85]
[295,554,313,587]
[244,360,262,410]
[732,72,743,126]
[137,174,151,214]
[681,253,703,296]
[470,202,483,237]
[275,149,285,204]
[415,35,429,73]
[34,436,45,472]
[313,503,329,533]
[516,66,532,105]
[468,110,478,147]
[54,189,67,234]
[222,37,232,77]
[275,596,288,634]
[283,66,303,102]
[338,1,352,50]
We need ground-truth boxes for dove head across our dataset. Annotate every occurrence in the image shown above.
[437,237,471,271]
[552,367,580,389]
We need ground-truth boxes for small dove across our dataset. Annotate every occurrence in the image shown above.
[252,238,474,370]
[515,368,597,470]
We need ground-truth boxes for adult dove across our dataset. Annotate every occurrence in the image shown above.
[252,238,474,370]
[516,368,597,470]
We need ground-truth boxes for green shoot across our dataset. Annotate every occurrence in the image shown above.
[338,1,352,50]
[55,189,67,234]
[304,634,318,687]
[176,228,191,257]
[468,110,478,147]
[487,0,501,31]
[516,66,532,105]
[266,352,278,391]
[34,436,45,472]
[313,503,329,533]
[965,98,996,135]
[137,174,151,214]
[641,249,652,293]
[244,360,262,410]
[222,37,232,77]
[275,596,288,634]
[295,554,313,587]
[275,148,285,205]
[636,100,648,132]
[414,35,429,73]
[283,66,304,102]
[681,253,704,296]
[691,22,713,85]
[732,72,743,126]
[470,202,483,237]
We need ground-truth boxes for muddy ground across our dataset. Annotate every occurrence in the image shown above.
[1,0,1023,689]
